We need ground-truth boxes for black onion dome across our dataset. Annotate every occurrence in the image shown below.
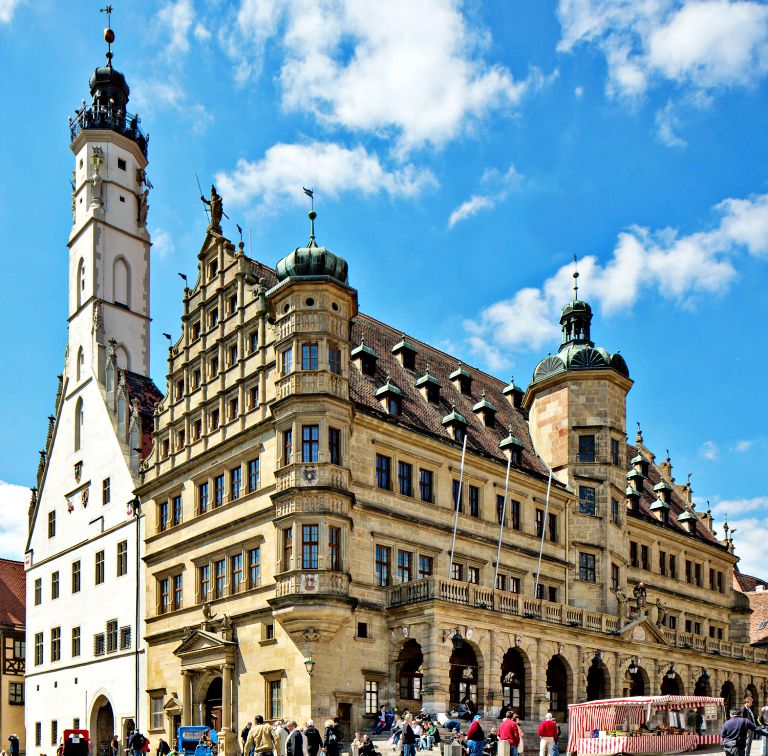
[89,65,130,111]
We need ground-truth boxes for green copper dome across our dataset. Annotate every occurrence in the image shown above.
[275,211,349,285]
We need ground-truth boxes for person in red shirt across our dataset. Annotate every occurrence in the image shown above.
[466,715,485,756]
[498,712,521,756]
[538,714,558,756]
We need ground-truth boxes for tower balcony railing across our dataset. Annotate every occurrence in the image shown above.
[275,369,348,401]
[69,105,149,157]
[386,576,768,662]
[274,459,350,492]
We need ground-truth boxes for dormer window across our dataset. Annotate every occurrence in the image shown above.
[351,336,378,378]
[626,485,640,512]
[449,363,472,395]
[499,426,524,466]
[631,452,649,478]
[416,367,441,404]
[392,335,418,371]
[626,468,644,492]
[472,390,497,427]
[502,378,524,409]
[375,374,403,416]
[442,405,468,443]
[653,479,673,504]
[650,498,671,524]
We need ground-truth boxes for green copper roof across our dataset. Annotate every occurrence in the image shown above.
[677,508,698,522]
[499,428,524,450]
[650,498,671,511]
[502,378,523,395]
[442,407,467,426]
[375,375,402,397]
[626,469,645,481]
[449,362,472,381]
[626,484,639,497]
[472,390,496,413]
[351,336,377,359]
[653,480,673,492]
[392,335,418,355]
[415,370,442,388]
[631,452,648,465]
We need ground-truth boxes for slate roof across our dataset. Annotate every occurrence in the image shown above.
[0,559,25,628]
[624,444,722,546]
[125,371,163,460]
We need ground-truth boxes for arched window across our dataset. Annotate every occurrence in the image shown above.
[74,398,84,451]
[76,347,84,382]
[115,345,130,371]
[113,257,130,308]
[77,259,86,309]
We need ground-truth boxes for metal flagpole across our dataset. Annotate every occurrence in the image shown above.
[448,434,468,578]
[534,462,554,597]
[493,451,513,590]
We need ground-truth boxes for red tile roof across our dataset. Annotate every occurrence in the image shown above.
[125,371,163,460]
[734,570,768,593]
[0,559,25,628]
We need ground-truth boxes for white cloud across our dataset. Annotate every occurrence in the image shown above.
[225,0,530,153]
[0,481,29,561]
[700,440,718,460]
[151,228,176,259]
[574,85,585,97]
[215,141,437,212]
[557,0,768,98]
[448,164,523,228]
[733,440,752,452]
[709,496,768,518]
[156,0,197,56]
[0,0,22,24]
[465,191,768,357]
[132,78,213,133]
[655,100,687,148]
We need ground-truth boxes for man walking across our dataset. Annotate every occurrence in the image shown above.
[401,715,417,756]
[285,722,303,756]
[305,721,322,756]
[759,704,768,756]
[722,708,758,756]
[244,715,278,756]
[498,711,521,756]
[741,697,757,756]
[7,734,20,756]
[538,714,558,756]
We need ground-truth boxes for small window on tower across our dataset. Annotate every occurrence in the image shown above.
[117,158,126,171]
[119,196,125,203]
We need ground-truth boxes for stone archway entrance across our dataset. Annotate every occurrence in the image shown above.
[694,674,712,697]
[660,672,684,696]
[626,665,649,696]
[500,648,526,719]
[546,656,569,722]
[747,683,760,712]
[586,661,610,701]
[449,643,479,710]
[397,640,424,706]
[721,681,736,713]
[90,696,114,756]
[204,677,223,731]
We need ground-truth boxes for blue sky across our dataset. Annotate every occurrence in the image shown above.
[0,0,766,576]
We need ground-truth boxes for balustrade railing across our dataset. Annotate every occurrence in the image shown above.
[69,106,148,156]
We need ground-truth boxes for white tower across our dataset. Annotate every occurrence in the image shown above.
[26,20,160,755]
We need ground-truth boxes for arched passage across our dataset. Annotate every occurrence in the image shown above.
[660,672,684,696]
[694,673,712,697]
[586,659,611,701]
[546,655,570,722]
[449,641,479,710]
[204,676,222,731]
[397,639,423,704]
[501,647,527,719]
[746,683,759,712]
[89,695,114,756]
[626,665,649,696]
[721,681,736,713]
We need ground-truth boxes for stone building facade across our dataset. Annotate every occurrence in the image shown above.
[0,559,26,754]
[138,216,768,751]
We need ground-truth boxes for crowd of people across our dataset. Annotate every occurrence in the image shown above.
[241,715,344,756]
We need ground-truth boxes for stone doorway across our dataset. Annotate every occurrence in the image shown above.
[586,661,609,701]
[91,696,114,756]
[204,677,223,731]
[500,648,526,719]
[546,656,569,722]
[449,643,479,710]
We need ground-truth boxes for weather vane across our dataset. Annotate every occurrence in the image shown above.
[573,254,579,300]
[100,5,115,66]
[303,187,316,241]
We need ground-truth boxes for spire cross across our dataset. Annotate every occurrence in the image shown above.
[572,254,579,301]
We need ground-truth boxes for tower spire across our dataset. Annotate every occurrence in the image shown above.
[100,5,115,68]
[573,254,579,301]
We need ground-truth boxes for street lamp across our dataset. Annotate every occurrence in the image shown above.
[128,496,142,729]
[666,663,676,681]
[304,657,316,677]
[628,661,639,676]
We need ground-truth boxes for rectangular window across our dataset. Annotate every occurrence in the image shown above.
[248,547,261,588]
[611,498,620,525]
[209,358,219,380]
[118,157,126,170]
[302,425,319,462]
[611,438,621,466]
[509,576,520,594]
[668,615,678,630]
[159,578,169,615]
[510,499,521,529]
[709,568,715,590]
[694,562,703,587]
[496,494,505,524]
[35,578,42,605]
[376,454,391,490]
[117,541,128,577]
[8,681,23,705]
[397,550,412,583]
[418,555,433,579]
[281,347,293,375]
[106,619,118,653]
[365,680,379,714]
[193,417,202,439]
[579,485,596,515]
[230,466,242,501]
[578,434,596,462]
[13,638,24,660]
[669,554,677,579]
[199,564,210,602]
[51,721,58,747]
[451,562,464,581]
[548,585,558,603]
[283,429,293,465]
[51,571,59,599]
[496,573,507,591]
[209,307,219,329]
[717,571,724,593]
[191,321,201,341]
[249,331,258,353]
[548,512,558,542]
[468,485,480,517]
[686,559,693,583]
[173,574,183,610]
[641,544,650,571]
[329,428,341,465]
[375,545,391,587]
[329,345,342,375]
[172,495,182,526]
[51,626,61,662]
[630,541,639,568]
[611,563,620,591]
[231,554,243,594]
[302,524,319,569]
[95,550,105,585]
[452,479,463,512]
[119,626,131,650]
[214,559,226,598]
[34,632,43,666]
[579,553,596,582]
[228,397,238,419]
[214,474,225,506]
[302,342,319,370]
[199,482,209,514]
[102,477,111,505]
[158,501,169,532]
[268,679,282,720]
[419,469,433,503]
[248,385,259,409]
[659,551,667,576]
[248,458,260,492]
[151,696,164,732]
[228,343,238,365]
[36,722,41,747]
[282,527,293,571]
[467,566,480,584]
[328,526,341,571]
[535,508,544,538]
[398,461,413,497]
[48,510,56,538]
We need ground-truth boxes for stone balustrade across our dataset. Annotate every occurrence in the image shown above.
[274,569,351,598]
[275,370,347,401]
[274,461,350,492]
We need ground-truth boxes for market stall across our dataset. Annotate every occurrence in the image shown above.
[567,695,725,756]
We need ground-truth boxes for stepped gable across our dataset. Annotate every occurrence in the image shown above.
[349,314,550,480]
[0,558,25,627]
[125,371,163,459]
[625,443,721,545]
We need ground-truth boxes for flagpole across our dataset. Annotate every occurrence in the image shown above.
[493,451,513,590]
[534,463,554,598]
[448,434,468,579]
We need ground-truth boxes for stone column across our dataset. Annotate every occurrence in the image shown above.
[532,637,547,721]
[422,626,451,716]
[182,670,192,725]
[611,652,623,698]
[487,630,503,718]
[222,663,233,732]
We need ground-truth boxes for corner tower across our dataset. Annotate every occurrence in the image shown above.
[68,20,151,380]
[523,270,632,614]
